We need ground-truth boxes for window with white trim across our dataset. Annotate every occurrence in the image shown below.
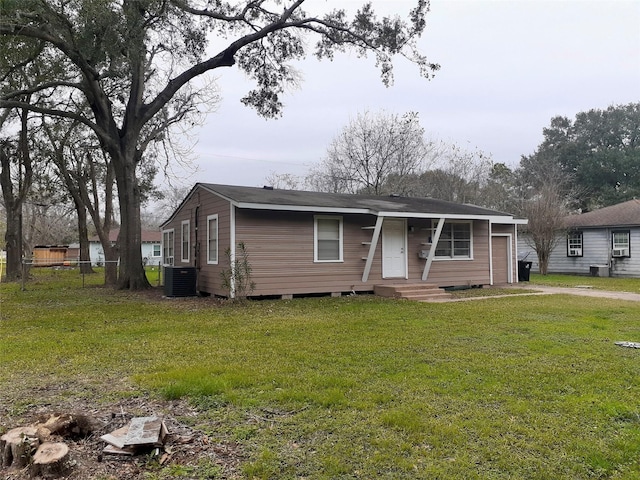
[432,221,472,259]
[207,214,218,264]
[567,231,583,257]
[152,244,161,257]
[612,231,630,257]
[162,229,174,266]
[181,220,190,262]
[315,216,343,262]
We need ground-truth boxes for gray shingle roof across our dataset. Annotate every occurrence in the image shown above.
[200,183,515,218]
[565,199,640,228]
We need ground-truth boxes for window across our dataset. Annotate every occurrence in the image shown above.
[432,221,472,259]
[207,214,218,264]
[315,216,343,262]
[162,229,174,266]
[152,244,161,257]
[181,220,190,262]
[612,231,630,257]
[567,231,583,257]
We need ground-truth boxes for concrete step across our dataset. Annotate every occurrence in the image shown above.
[374,284,452,302]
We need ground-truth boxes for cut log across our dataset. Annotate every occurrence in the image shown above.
[0,426,40,468]
[30,442,69,478]
[36,413,92,440]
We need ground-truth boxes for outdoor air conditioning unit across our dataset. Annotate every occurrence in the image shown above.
[612,248,629,258]
[164,266,197,297]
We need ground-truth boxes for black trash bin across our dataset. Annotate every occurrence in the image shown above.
[518,260,532,282]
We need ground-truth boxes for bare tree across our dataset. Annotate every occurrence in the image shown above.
[520,182,569,275]
[264,171,305,191]
[405,141,493,203]
[312,110,430,194]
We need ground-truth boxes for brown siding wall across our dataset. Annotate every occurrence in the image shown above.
[164,186,511,297]
[419,220,491,287]
[162,188,231,296]
[235,210,382,296]
[234,213,494,296]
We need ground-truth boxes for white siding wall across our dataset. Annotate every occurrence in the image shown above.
[88,241,161,266]
[518,227,640,277]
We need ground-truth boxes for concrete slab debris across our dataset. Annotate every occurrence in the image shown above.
[615,341,640,349]
[100,416,168,456]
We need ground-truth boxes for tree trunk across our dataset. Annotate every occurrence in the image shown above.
[103,243,119,287]
[114,155,150,290]
[2,204,23,281]
[75,200,95,275]
[0,140,26,281]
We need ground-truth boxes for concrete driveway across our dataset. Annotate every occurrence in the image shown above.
[510,284,640,302]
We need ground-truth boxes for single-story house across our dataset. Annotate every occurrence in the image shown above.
[517,199,640,277]
[160,183,527,298]
[89,229,162,266]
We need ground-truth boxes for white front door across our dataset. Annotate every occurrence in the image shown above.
[382,219,407,278]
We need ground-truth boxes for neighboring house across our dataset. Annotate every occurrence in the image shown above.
[89,229,162,266]
[160,183,526,298]
[518,199,640,277]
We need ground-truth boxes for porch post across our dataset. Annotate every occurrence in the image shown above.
[362,216,384,283]
[422,217,445,281]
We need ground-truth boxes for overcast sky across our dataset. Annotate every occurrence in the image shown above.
[171,0,640,189]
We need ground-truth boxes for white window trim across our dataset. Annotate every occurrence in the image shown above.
[612,231,630,257]
[207,214,219,265]
[152,244,161,257]
[181,220,190,263]
[314,215,344,263]
[432,220,474,261]
[162,228,174,266]
[567,231,583,257]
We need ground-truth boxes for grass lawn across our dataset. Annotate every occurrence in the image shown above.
[2,269,640,478]
[529,272,640,293]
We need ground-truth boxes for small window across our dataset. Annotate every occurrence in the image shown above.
[162,229,174,266]
[432,221,472,259]
[567,231,583,257]
[181,220,190,262]
[315,216,343,262]
[612,231,630,257]
[207,214,218,264]
[152,244,161,257]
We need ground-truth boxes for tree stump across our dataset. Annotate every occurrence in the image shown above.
[30,442,70,478]
[35,413,92,441]
[0,426,40,468]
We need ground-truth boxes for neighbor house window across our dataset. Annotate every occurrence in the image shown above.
[207,214,218,264]
[181,220,190,263]
[567,231,583,257]
[315,216,343,262]
[152,244,161,257]
[162,229,174,266]
[612,231,630,257]
[432,221,472,259]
